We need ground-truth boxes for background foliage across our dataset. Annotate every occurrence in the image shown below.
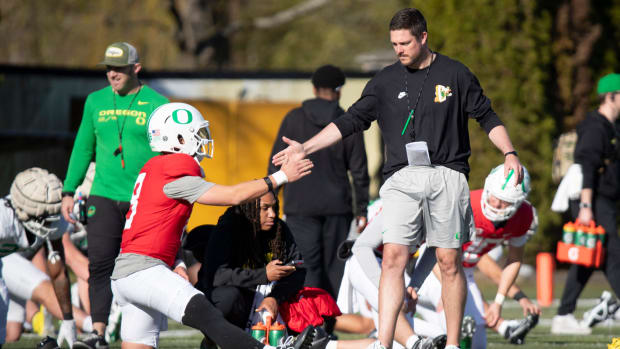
[1,0,619,260]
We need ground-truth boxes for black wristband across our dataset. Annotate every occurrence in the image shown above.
[513,290,527,301]
[61,192,74,198]
[504,150,518,157]
[263,176,273,192]
[63,312,73,320]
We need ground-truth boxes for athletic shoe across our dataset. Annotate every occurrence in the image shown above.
[505,313,538,345]
[461,316,476,338]
[409,336,436,349]
[278,325,315,349]
[583,291,614,327]
[36,336,60,349]
[310,327,330,349]
[73,331,110,349]
[609,298,620,321]
[431,334,447,349]
[105,300,122,343]
[550,314,591,334]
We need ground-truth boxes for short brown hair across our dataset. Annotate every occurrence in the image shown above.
[389,8,427,39]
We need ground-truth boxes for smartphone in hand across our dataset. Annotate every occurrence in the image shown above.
[285,259,304,267]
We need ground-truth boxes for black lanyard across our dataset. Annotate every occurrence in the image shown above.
[112,84,141,168]
[401,52,434,140]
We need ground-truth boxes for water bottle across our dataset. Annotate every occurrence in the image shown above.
[251,322,267,343]
[562,221,575,244]
[268,322,286,346]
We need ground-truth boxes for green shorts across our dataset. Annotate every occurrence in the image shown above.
[379,165,472,249]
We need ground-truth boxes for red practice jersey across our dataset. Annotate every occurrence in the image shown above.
[462,189,533,268]
[121,153,201,267]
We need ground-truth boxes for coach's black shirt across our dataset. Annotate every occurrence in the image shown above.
[333,52,503,180]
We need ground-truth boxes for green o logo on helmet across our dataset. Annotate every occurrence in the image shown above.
[172,109,193,124]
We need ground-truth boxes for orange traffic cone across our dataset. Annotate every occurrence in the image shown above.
[536,252,554,307]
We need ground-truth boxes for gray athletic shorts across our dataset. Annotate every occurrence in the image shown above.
[379,165,472,248]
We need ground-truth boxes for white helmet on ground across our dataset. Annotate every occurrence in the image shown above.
[10,167,63,239]
[481,164,531,222]
[147,102,214,160]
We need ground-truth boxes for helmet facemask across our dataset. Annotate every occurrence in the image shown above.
[192,121,214,162]
[22,214,61,239]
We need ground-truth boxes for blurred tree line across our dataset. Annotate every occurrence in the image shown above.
[1,0,619,260]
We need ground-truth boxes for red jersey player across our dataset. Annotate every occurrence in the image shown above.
[109,102,318,349]
[416,164,539,348]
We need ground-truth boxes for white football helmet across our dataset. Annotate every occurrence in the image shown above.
[481,164,531,222]
[147,102,214,160]
[9,167,64,239]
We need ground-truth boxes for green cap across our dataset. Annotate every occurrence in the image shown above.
[99,42,139,67]
[597,73,620,94]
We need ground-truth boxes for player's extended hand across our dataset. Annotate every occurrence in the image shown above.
[272,137,307,166]
[484,302,502,328]
[61,196,76,224]
[280,153,313,183]
[256,296,279,320]
[173,265,189,281]
[58,319,77,348]
[403,286,418,314]
[503,154,523,185]
[519,297,541,316]
[266,260,295,281]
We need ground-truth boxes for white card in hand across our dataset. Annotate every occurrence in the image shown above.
[406,141,431,166]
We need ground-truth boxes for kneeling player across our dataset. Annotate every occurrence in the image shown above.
[110,103,318,349]
[416,165,539,348]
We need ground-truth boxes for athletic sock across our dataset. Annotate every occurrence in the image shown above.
[405,335,420,349]
[445,345,460,349]
[326,340,338,349]
[82,316,93,333]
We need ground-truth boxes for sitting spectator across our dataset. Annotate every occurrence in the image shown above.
[197,191,305,329]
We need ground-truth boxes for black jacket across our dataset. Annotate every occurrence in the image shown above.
[199,207,305,304]
[575,111,620,200]
[333,53,503,180]
[268,98,369,216]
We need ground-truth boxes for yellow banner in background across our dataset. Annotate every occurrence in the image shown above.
[172,99,297,231]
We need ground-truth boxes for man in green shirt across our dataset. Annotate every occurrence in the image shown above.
[60,42,169,349]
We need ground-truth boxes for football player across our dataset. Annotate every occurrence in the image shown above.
[1,168,78,348]
[416,164,539,348]
[109,102,318,349]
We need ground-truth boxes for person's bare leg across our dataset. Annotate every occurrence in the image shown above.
[5,322,23,342]
[78,277,91,314]
[436,247,465,347]
[334,314,375,334]
[393,311,415,346]
[31,281,63,319]
[378,243,409,348]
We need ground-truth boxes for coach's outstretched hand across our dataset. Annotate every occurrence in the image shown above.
[272,136,307,167]
[279,146,313,183]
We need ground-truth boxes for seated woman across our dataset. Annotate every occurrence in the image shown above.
[197,191,305,329]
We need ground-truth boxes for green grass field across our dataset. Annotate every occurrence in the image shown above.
[5,270,619,348]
